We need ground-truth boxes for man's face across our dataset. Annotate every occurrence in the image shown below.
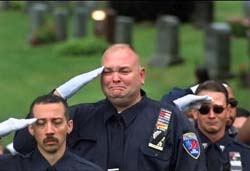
[194,91,229,136]
[101,48,145,108]
[28,102,72,155]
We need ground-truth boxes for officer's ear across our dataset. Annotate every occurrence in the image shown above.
[67,120,73,134]
[140,67,146,85]
[193,110,199,120]
[28,124,35,136]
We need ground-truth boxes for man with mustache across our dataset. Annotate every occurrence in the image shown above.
[0,94,102,170]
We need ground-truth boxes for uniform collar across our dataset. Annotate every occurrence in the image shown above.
[30,147,70,170]
[30,148,53,170]
[196,124,232,150]
[104,90,147,127]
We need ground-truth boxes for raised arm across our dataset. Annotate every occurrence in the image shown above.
[14,66,103,154]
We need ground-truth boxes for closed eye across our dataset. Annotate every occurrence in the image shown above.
[35,119,46,126]
[53,118,63,125]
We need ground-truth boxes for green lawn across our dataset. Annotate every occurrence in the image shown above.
[0,1,249,145]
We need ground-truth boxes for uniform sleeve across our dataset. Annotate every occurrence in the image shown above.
[66,103,98,147]
[161,87,193,105]
[169,104,207,171]
[13,127,36,154]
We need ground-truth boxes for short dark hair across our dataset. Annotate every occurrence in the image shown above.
[29,94,69,120]
[195,80,229,104]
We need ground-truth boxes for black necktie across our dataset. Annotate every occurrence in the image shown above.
[47,166,57,171]
[108,114,124,169]
[206,144,222,171]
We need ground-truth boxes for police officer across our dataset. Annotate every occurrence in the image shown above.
[161,82,240,139]
[192,80,250,171]
[1,94,102,171]
[14,44,206,170]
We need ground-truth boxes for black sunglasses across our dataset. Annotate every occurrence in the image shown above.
[229,98,238,108]
[198,105,225,115]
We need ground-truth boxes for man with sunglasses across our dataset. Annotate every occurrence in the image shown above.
[222,83,250,143]
[222,83,238,138]
[161,81,242,138]
[192,80,250,171]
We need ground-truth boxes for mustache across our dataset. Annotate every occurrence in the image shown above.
[43,135,59,144]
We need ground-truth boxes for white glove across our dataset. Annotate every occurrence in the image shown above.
[56,66,104,99]
[173,94,213,112]
[5,142,17,155]
[0,118,37,137]
[190,84,199,93]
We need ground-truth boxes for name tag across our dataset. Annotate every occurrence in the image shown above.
[108,168,119,171]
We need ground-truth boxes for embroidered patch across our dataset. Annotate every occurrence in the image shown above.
[148,108,172,151]
[183,132,200,159]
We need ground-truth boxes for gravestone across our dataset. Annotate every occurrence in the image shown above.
[114,16,134,46]
[74,1,86,8]
[149,15,183,67]
[73,1,99,16]
[49,1,70,9]
[0,1,11,10]
[73,7,88,38]
[29,3,48,38]
[191,2,214,29]
[243,1,250,19]
[25,1,34,14]
[205,23,232,79]
[104,8,117,43]
[84,1,99,13]
[25,1,49,14]
[242,24,250,87]
[54,8,68,41]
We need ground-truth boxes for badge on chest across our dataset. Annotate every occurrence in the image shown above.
[229,152,242,171]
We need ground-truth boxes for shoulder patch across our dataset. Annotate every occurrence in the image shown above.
[183,132,200,159]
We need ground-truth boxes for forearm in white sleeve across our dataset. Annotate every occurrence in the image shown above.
[0,118,37,138]
[55,66,104,99]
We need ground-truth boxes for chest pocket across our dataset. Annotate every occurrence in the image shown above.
[138,143,172,171]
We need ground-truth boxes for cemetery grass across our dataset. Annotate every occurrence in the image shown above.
[0,1,249,145]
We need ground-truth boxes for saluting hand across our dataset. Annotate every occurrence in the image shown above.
[173,94,213,112]
[0,118,37,137]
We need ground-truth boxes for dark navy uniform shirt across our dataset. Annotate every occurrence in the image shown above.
[14,90,206,171]
[197,128,250,171]
[0,148,102,171]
